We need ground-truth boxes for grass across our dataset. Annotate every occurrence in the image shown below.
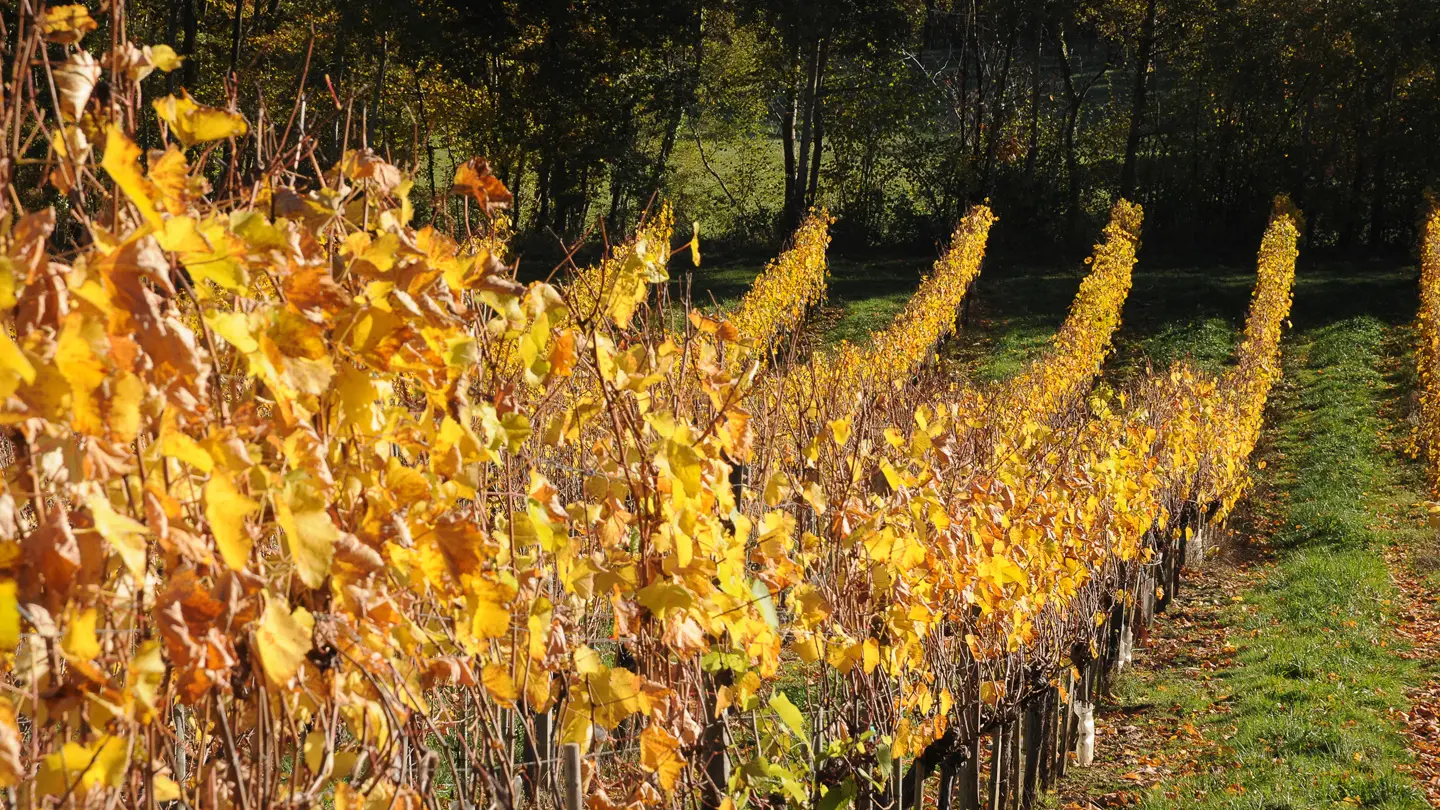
[969,324,1055,383]
[1113,318,1429,809]
[1136,317,1238,375]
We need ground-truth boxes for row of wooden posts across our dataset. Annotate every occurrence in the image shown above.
[921,507,1200,810]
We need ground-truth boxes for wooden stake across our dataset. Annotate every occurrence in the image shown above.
[561,743,582,810]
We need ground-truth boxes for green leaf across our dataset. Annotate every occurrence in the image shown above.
[817,777,857,810]
[875,741,894,784]
[769,692,807,741]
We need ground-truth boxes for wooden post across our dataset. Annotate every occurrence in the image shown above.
[1101,597,1126,697]
[1021,700,1043,809]
[1039,687,1057,792]
[561,743,582,810]
[1057,673,1073,780]
[937,764,955,810]
[1007,718,1021,810]
[173,704,188,799]
[699,714,730,809]
[1142,564,1156,629]
[988,725,1004,809]
[729,462,745,507]
[1170,531,1184,607]
[957,746,981,810]
[522,711,554,804]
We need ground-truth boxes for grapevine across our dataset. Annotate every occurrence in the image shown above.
[1413,197,1440,498]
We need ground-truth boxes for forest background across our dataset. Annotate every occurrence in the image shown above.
[12,0,1440,259]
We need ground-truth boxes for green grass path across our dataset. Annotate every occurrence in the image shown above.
[1069,318,1431,809]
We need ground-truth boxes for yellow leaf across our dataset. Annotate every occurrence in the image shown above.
[55,312,107,434]
[206,469,259,571]
[801,480,827,514]
[152,774,181,802]
[35,737,127,797]
[101,125,163,229]
[482,663,518,707]
[880,459,902,491]
[150,44,184,73]
[763,472,791,507]
[62,607,102,662]
[255,595,313,686]
[275,488,338,590]
[769,692,807,739]
[468,576,514,640]
[573,645,604,676]
[637,581,693,616]
[0,330,35,400]
[661,436,703,499]
[42,4,97,44]
[793,635,823,663]
[791,584,830,627]
[558,694,595,753]
[979,680,1005,707]
[159,410,213,472]
[334,365,384,436]
[0,698,22,787]
[126,639,166,723]
[88,493,148,581]
[0,581,18,651]
[640,725,686,793]
[179,220,249,293]
[303,731,326,774]
[148,148,195,215]
[862,638,880,675]
[108,371,145,443]
[153,91,249,148]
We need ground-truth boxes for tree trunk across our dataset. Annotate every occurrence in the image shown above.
[181,0,199,90]
[1368,60,1398,250]
[956,15,970,156]
[1057,20,1082,240]
[1344,119,1369,251]
[536,159,553,231]
[794,32,822,227]
[228,0,247,77]
[608,164,626,235]
[1023,2,1043,186]
[805,37,830,208]
[781,31,801,233]
[1022,698,1044,809]
[1119,0,1158,201]
[982,20,1016,199]
[971,44,985,159]
[510,153,525,231]
[370,30,390,151]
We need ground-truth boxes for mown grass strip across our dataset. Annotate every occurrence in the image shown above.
[1134,317,1427,809]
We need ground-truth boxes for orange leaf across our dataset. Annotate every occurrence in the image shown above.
[452,157,513,212]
